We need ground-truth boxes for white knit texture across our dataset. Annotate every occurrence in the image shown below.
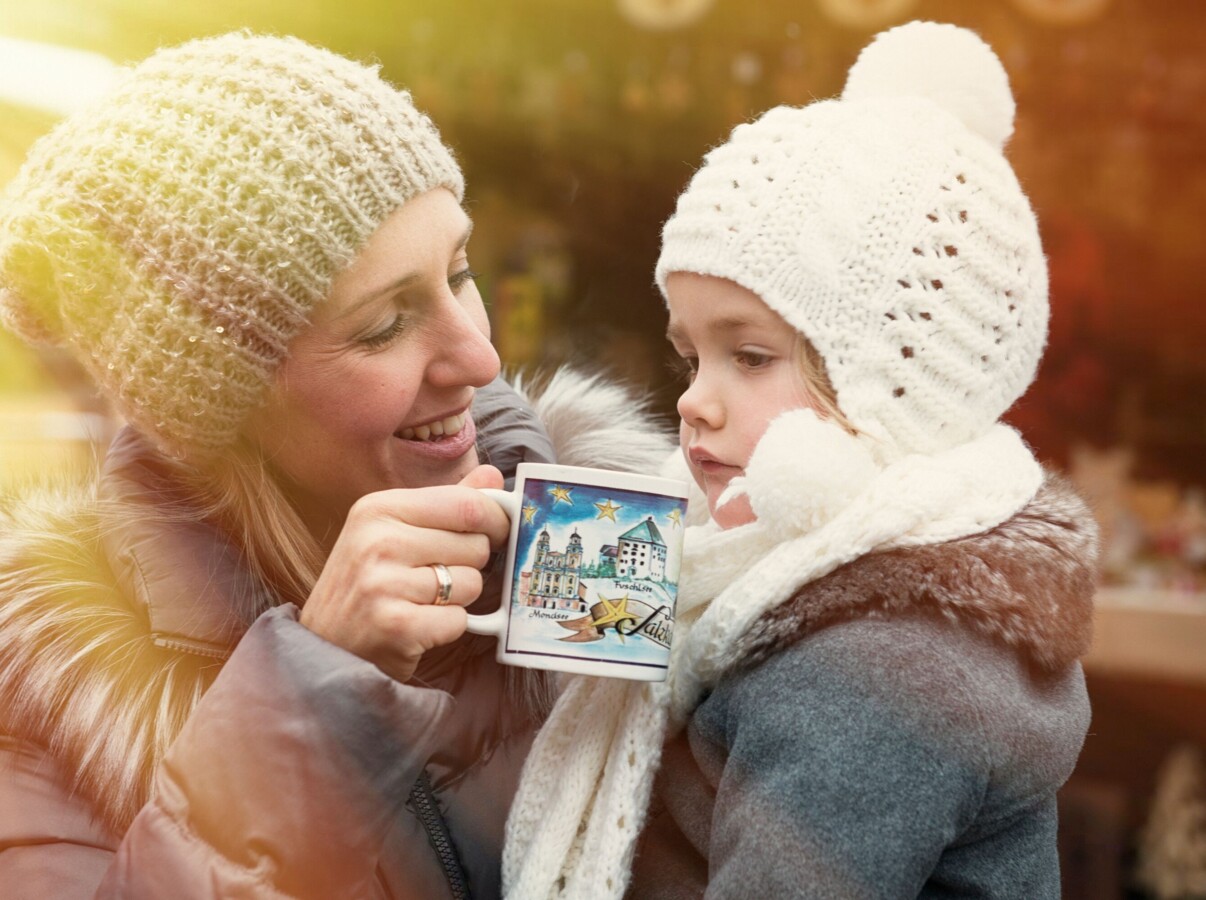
[0,33,463,456]
[502,417,1043,899]
[508,23,1053,894]
[842,21,1015,148]
[655,20,1047,461]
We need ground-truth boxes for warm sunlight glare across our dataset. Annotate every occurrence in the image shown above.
[0,36,118,115]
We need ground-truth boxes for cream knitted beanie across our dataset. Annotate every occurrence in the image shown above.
[656,21,1047,461]
[506,25,1054,898]
[0,32,463,457]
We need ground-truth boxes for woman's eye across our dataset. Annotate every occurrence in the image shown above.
[449,268,479,293]
[360,313,408,349]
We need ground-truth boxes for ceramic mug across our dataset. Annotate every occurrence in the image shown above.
[468,462,690,681]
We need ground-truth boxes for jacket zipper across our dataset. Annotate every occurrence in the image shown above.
[409,769,471,899]
[150,634,232,659]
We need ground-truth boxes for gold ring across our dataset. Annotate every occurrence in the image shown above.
[431,563,453,606]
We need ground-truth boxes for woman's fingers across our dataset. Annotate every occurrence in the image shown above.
[458,463,504,490]
[410,563,484,608]
[338,505,495,572]
[408,529,494,574]
[301,471,512,681]
[358,602,469,682]
[354,481,510,548]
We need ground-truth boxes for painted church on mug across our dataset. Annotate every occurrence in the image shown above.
[522,517,668,610]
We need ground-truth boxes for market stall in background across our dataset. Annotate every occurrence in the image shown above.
[1,1,1204,895]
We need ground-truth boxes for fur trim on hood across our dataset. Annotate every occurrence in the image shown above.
[511,368,677,475]
[0,368,675,835]
[737,471,1098,676]
[0,484,218,837]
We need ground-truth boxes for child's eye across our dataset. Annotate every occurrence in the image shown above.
[735,350,772,369]
[667,354,698,383]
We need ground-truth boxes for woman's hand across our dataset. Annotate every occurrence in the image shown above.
[299,464,510,682]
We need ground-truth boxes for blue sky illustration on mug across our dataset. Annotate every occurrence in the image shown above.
[514,477,687,591]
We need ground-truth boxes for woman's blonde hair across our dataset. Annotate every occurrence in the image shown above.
[173,439,324,608]
[170,438,558,716]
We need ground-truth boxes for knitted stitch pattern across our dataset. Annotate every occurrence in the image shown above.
[656,21,1047,460]
[0,32,463,456]
[502,414,1045,900]
[505,22,1058,899]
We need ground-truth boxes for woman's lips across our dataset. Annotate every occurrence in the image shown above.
[394,411,477,460]
[397,412,466,442]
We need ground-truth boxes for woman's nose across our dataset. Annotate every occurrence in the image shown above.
[427,296,501,388]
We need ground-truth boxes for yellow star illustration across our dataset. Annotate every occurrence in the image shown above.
[589,594,638,631]
[549,485,574,506]
[522,503,538,524]
[594,498,622,521]
[666,508,683,527]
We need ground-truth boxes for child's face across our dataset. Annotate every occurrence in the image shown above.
[665,272,821,529]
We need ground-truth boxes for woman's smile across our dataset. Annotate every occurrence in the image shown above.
[242,188,501,540]
[394,409,478,460]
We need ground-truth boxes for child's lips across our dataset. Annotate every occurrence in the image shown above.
[698,460,740,477]
[689,449,742,477]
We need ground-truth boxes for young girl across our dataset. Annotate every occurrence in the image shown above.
[504,21,1099,899]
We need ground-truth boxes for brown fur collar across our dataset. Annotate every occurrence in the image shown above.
[0,477,224,836]
[0,368,676,837]
[735,472,1099,675]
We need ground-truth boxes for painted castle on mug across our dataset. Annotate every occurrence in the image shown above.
[503,477,686,665]
[519,516,670,612]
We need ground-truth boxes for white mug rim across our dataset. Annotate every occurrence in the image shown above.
[512,462,691,498]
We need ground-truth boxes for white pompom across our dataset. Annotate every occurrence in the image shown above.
[841,20,1015,149]
[744,409,879,535]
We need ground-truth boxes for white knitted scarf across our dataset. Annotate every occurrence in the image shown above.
[502,412,1043,899]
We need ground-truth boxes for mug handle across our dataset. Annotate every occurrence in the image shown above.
[464,487,518,637]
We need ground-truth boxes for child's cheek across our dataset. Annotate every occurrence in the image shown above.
[714,493,755,530]
[678,418,692,451]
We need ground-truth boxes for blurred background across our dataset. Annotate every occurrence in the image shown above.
[1,0,1204,895]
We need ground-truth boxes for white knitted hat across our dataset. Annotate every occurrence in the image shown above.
[656,21,1048,460]
[0,32,463,457]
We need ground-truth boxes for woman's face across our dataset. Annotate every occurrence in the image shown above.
[244,188,500,540]
[665,272,820,529]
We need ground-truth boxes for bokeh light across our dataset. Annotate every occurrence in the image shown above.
[1,0,1202,538]
[1,1,1206,890]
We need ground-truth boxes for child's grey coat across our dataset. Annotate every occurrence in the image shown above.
[630,473,1097,899]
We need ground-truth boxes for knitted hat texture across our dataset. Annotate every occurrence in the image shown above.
[656,21,1048,459]
[0,32,463,457]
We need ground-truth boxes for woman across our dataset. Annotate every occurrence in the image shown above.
[504,22,1098,899]
[0,32,672,898]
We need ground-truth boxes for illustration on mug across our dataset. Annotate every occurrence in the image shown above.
[503,476,688,671]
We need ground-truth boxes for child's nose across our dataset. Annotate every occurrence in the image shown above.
[677,371,723,429]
